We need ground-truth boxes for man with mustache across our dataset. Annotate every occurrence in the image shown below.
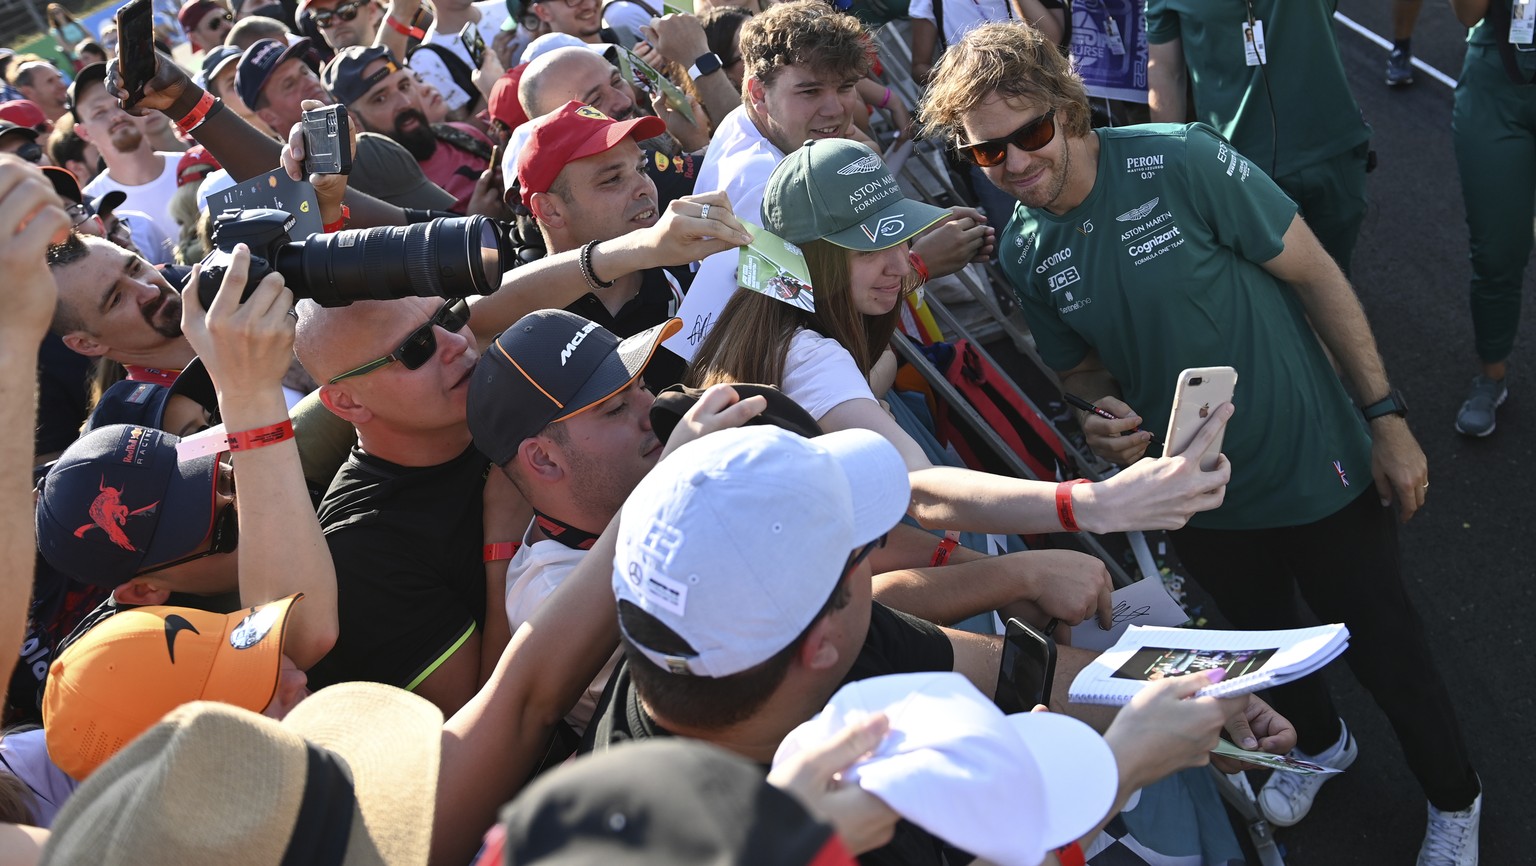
[323,45,495,214]
[70,64,183,261]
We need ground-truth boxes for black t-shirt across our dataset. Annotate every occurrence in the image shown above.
[565,266,692,389]
[34,334,91,458]
[306,444,490,691]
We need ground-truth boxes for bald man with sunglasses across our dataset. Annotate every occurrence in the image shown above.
[293,295,531,717]
[923,24,1482,863]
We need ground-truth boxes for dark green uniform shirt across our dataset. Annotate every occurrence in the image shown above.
[999,123,1372,530]
[1144,0,1369,178]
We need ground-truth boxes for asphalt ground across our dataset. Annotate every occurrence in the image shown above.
[1207,3,1534,862]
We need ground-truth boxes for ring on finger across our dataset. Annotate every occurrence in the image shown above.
[700,203,711,221]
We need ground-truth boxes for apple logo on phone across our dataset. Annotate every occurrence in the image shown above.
[1198,402,1210,418]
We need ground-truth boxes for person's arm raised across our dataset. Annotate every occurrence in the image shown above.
[0,158,70,707]
[104,52,409,229]
[182,246,339,670]
[1146,39,1188,123]
[467,192,753,341]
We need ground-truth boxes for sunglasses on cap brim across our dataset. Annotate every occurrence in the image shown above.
[957,109,1056,168]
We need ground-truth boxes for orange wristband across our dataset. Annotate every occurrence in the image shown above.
[225,419,295,452]
[1055,478,1090,532]
[173,91,217,134]
[386,15,425,38]
[323,204,350,233]
[483,542,520,562]
[930,536,959,567]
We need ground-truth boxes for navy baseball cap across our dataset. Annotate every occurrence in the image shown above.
[235,38,316,110]
[85,359,219,434]
[467,310,681,466]
[196,45,243,91]
[321,44,397,106]
[36,424,221,587]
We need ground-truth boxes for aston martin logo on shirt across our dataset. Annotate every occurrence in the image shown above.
[1116,198,1160,222]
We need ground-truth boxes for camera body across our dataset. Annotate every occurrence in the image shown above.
[196,206,505,310]
[197,208,296,310]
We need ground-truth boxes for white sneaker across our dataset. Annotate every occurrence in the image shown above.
[1418,790,1481,866]
[1257,720,1358,827]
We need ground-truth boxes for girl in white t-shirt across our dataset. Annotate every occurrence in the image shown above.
[689,138,1233,537]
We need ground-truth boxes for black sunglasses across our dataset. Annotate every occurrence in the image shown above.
[204,11,234,28]
[842,532,889,579]
[312,0,363,28]
[329,298,471,383]
[957,109,1057,167]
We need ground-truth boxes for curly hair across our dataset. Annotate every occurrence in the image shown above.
[740,0,871,91]
[918,21,1090,147]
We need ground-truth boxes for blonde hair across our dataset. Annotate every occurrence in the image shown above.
[687,239,916,388]
[918,21,1090,147]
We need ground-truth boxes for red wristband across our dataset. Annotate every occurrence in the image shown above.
[225,419,295,452]
[930,535,959,567]
[909,251,930,284]
[173,90,217,134]
[1055,841,1087,866]
[386,14,426,38]
[483,542,520,562]
[322,204,350,233]
[1055,478,1090,532]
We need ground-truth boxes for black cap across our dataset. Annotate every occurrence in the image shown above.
[499,739,845,866]
[235,38,315,110]
[65,62,108,114]
[0,120,37,143]
[320,44,396,106]
[85,358,219,434]
[35,425,220,587]
[467,310,681,465]
[196,45,243,91]
[650,383,823,444]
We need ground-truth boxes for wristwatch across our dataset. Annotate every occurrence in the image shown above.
[1361,389,1408,421]
[688,52,723,81]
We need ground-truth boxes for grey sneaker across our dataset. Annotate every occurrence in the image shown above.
[1455,375,1508,437]
[1257,720,1357,827]
[1387,48,1415,86]
[1418,790,1481,866]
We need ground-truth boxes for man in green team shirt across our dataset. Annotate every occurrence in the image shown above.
[922,23,1481,866]
[1144,0,1372,276]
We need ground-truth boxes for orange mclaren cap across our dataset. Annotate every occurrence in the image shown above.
[42,594,301,781]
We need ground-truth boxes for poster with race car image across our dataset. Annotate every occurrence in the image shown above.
[737,221,815,313]
[1071,0,1149,103]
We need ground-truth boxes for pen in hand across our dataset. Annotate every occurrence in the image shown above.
[1062,393,1160,443]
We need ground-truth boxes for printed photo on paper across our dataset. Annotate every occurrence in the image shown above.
[738,221,815,313]
[1111,646,1278,683]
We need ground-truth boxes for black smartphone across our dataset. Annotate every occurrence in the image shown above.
[994,617,1057,715]
[115,0,156,107]
[300,104,352,175]
[459,22,486,68]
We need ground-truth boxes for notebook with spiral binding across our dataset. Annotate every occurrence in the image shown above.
[1067,623,1350,706]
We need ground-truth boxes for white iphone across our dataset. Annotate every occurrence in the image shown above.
[1163,366,1238,471]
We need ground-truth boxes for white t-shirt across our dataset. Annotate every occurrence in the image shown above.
[782,328,878,420]
[412,0,511,110]
[666,105,784,361]
[503,522,620,734]
[117,209,175,266]
[906,0,1013,48]
[0,729,78,827]
[83,152,181,246]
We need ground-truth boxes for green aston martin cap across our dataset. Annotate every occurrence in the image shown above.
[761,138,949,252]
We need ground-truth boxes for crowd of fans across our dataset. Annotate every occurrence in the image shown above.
[0,0,1494,863]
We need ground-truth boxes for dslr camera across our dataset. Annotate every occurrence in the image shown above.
[196,207,505,309]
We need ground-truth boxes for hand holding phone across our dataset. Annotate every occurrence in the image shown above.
[1164,366,1238,471]
[459,22,487,68]
[300,104,352,175]
[115,0,156,107]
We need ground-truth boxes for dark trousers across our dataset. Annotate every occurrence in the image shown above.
[1172,486,1480,811]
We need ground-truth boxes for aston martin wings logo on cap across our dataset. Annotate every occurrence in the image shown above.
[837,154,883,175]
[1115,197,1160,222]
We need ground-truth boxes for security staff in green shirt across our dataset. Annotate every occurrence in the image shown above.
[1144,0,1371,276]
[921,22,1482,866]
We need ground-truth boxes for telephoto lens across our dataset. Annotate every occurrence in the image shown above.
[197,208,505,308]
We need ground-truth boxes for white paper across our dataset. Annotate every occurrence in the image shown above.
[1069,577,1189,652]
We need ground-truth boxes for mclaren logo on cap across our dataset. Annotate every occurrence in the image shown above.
[860,214,906,243]
[837,154,883,175]
[560,322,600,366]
[163,614,201,663]
[576,105,610,121]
